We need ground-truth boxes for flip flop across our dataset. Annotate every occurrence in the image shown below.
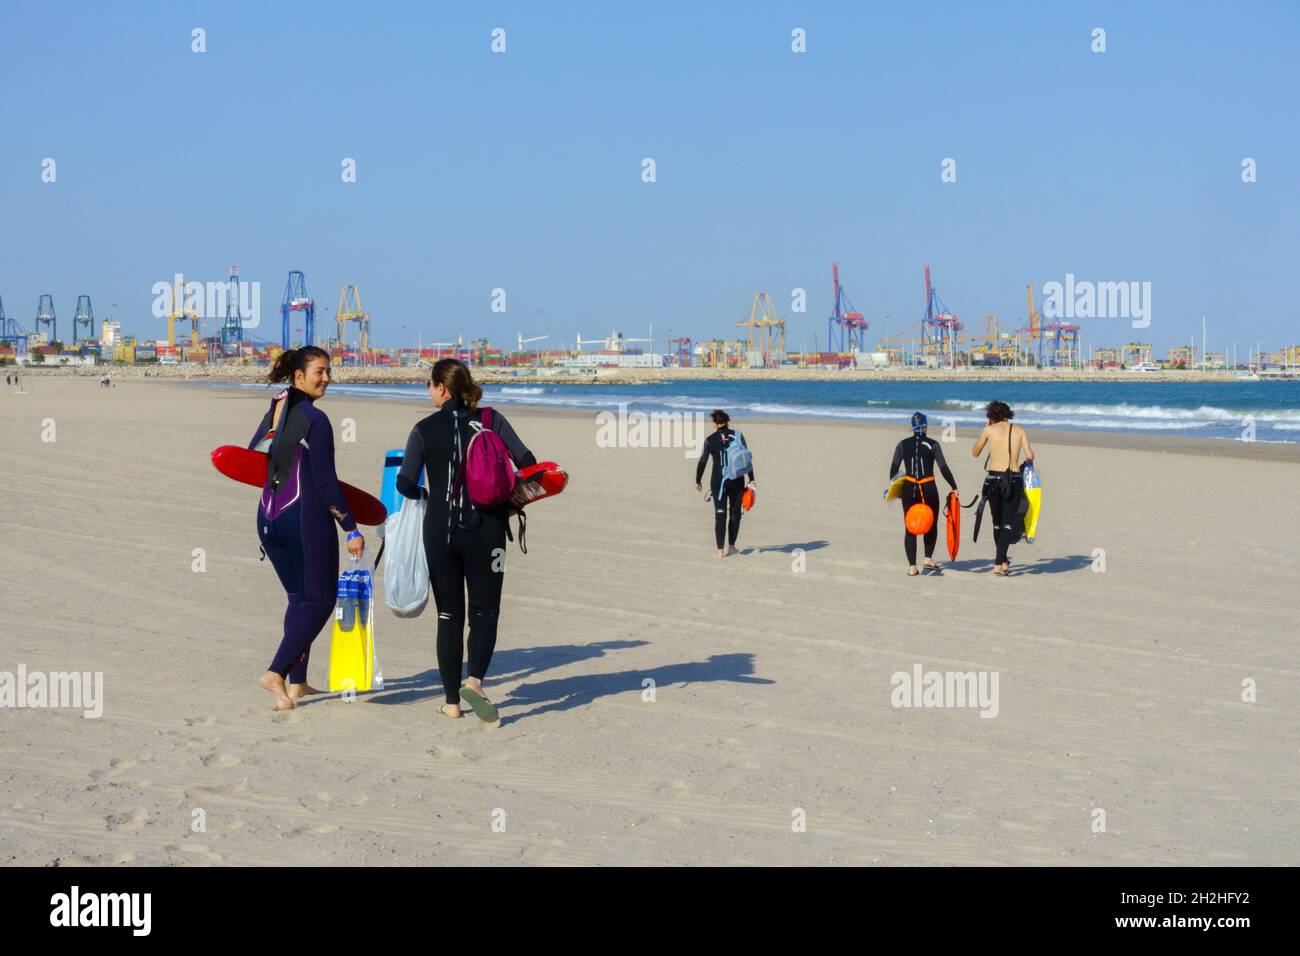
[438,704,460,719]
[458,686,499,725]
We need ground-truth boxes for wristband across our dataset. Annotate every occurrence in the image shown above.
[346,531,362,542]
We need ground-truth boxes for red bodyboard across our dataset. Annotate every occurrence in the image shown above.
[509,461,568,510]
[210,445,387,526]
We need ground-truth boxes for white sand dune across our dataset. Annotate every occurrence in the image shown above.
[2,377,1297,865]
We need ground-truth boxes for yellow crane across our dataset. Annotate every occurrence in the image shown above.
[1024,282,1042,350]
[735,292,786,368]
[166,274,200,349]
[336,284,370,364]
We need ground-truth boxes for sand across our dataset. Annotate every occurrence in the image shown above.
[1,377,1297,866]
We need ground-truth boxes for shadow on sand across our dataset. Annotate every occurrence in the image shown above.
[363,639,649,707]
[944,553,1095,575]
[744,539,830,555]
[500,652,773,725]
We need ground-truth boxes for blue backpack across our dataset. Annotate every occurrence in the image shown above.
[721,430,753,482]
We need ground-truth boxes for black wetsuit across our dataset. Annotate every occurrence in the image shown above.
[695,427,755,549]
[889,432,957,565]
[396,398,535,706]
[982,425,1025,566]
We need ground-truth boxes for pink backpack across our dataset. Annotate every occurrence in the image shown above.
[460,407,516,508]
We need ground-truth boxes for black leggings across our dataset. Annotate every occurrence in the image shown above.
[901,482,941,565]
[427,518,507,705]
[713,478,745,548]
[985,475,1024,565]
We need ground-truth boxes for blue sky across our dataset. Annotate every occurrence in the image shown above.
[1,0,1297,355]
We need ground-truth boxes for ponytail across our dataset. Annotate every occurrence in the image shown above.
[431,358,483,411]
[269,345,331,385]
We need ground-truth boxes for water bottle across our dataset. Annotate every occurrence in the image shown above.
[338,571,358,631]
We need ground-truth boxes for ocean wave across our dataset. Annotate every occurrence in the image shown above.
[936,399,1300,422]
[206,380,1298,443]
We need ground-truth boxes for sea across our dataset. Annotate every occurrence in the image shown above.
[211,378,1300,444]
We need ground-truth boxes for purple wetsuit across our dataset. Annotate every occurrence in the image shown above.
[249,387,357,682]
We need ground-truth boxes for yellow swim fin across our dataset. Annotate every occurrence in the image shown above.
[1023,487,1041,541]
[329,568,374,693]
[1022,463,1043,543]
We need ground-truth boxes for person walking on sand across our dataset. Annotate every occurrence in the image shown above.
[890,412,958,576]
[971,400,1034,576]
[248,346,364,710]
[694,410,755,558]
[395,359,536,724]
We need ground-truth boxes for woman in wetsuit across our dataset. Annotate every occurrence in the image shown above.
[249,346,364,710]
[694,410,756,558]
[396,359,535,723]
[971,400,1034,576]
[889,412,958,576]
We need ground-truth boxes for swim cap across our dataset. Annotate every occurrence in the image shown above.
[911,412,928,433]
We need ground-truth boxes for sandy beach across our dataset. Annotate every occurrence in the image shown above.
[2,376,1298,866]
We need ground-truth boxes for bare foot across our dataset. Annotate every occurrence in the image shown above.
[259,672,296,711]
[287,683,322,701]
[715,549,725,559]
[907,566,920,576]
[726,546,740,556]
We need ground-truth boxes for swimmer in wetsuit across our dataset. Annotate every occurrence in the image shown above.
[248,346,364,710]
[694,409,756,558]
[971,400,1034,576]
[396,359,535,723]
[889,412,958,576]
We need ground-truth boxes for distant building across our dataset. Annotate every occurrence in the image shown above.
[1122,343,1152,366]
[101,319,122,350]
[1092,347,1122,368]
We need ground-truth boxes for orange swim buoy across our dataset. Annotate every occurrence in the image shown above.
[945,490,960,560]
[742,486,756,511]
[902,475,936,535]
[905,502,934,535]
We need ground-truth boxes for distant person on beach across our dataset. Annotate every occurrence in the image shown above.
[695,410,755,558]
[890,412,958,576]
[972,401,1034,576]
[248,346,363,710]
[396,358,536,724]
